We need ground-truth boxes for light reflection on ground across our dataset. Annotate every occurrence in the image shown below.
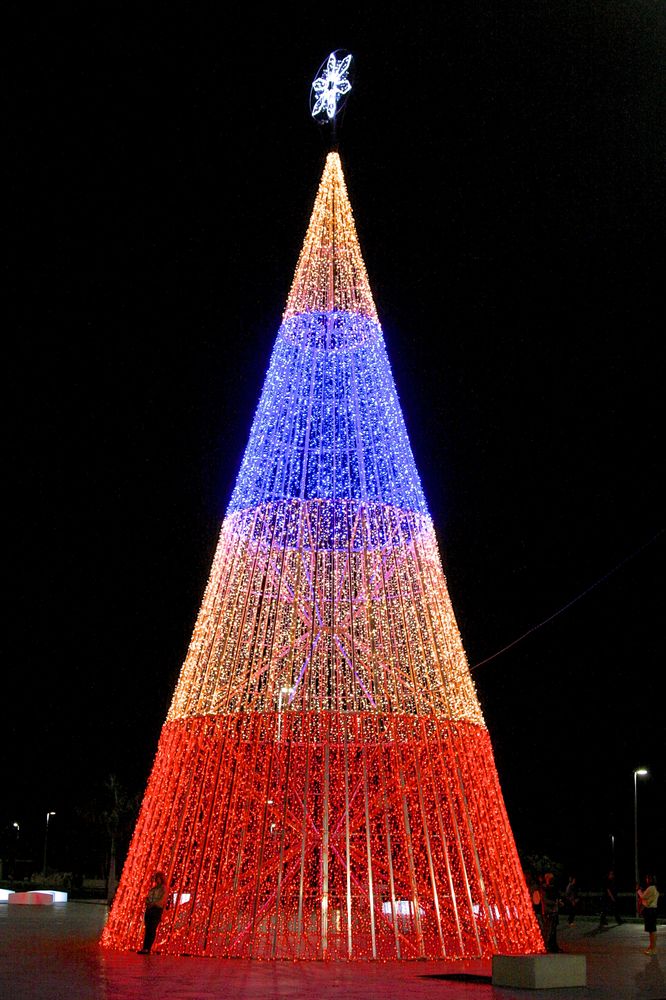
[0,901,663,1000]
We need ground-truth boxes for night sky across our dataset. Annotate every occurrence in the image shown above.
[5,4,663,891]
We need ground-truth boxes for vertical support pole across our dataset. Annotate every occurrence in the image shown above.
[362,742,377,959]
[321,741,330,958]
[271,735,292,958]
[296,728,311,954]
[378,743,401,958]
[397,761,425,957]
[412,740,446,957]
[343,715,353,957]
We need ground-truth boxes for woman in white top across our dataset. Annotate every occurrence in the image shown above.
[637,874,659,955]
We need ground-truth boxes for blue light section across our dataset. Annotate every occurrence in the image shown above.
[224,500,433,553]
[280,311,380,351]
[227,312,428,517]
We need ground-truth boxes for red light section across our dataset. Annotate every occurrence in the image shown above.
[102,712,543,958]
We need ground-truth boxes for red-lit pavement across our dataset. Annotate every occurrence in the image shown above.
[1,902,663,1000]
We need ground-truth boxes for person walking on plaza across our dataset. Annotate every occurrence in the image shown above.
[138,871,167,954]
[599,870,623,927]
[637,874,660,955]
[542,872,562,953]
[564,874,578,926]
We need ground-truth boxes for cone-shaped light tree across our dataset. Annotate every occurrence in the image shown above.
[102,151,544,960]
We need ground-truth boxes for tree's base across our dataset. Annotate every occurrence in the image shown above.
[102,712,544,960]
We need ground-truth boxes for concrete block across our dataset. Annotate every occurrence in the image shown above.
[9,891,54,905]
[40,889,68,902]
[8,890,67,905]
[492,953,587,989]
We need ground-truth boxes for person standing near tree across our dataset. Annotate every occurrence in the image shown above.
[137,871,167,954]
[564,875,578,926]
[599,870,623,927]
[528,872,543,934]
[637,874,660,955]
[542,872,562,953]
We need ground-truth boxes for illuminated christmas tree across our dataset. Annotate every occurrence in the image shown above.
[102,148,544,960]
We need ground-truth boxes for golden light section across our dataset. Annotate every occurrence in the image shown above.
[284,151,378,321]
[168,501,483,725]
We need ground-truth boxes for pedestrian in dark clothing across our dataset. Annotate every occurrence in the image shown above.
[542,872,562,953]
[599,870,623,927]
[564,875,578,926]
[138,871,167,954]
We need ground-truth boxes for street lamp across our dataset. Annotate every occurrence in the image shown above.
[633,768,648,889]
[43,811,56,877]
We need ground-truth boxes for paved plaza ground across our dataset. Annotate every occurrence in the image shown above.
[0,901,663,1000]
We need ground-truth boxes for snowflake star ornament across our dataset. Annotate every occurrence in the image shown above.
[311,51,352,123]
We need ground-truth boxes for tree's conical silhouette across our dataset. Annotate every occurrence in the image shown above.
[102,152,544,960]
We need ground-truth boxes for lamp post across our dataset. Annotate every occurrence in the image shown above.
[633,768,648,892]
[10,822,20,882]
[43,811,56,877]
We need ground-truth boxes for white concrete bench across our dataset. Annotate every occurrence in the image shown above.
[492,954,586,989]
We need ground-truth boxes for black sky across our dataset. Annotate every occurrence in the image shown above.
[4,3,664,888]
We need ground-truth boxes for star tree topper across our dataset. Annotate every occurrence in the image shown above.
[310,51,353,123]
